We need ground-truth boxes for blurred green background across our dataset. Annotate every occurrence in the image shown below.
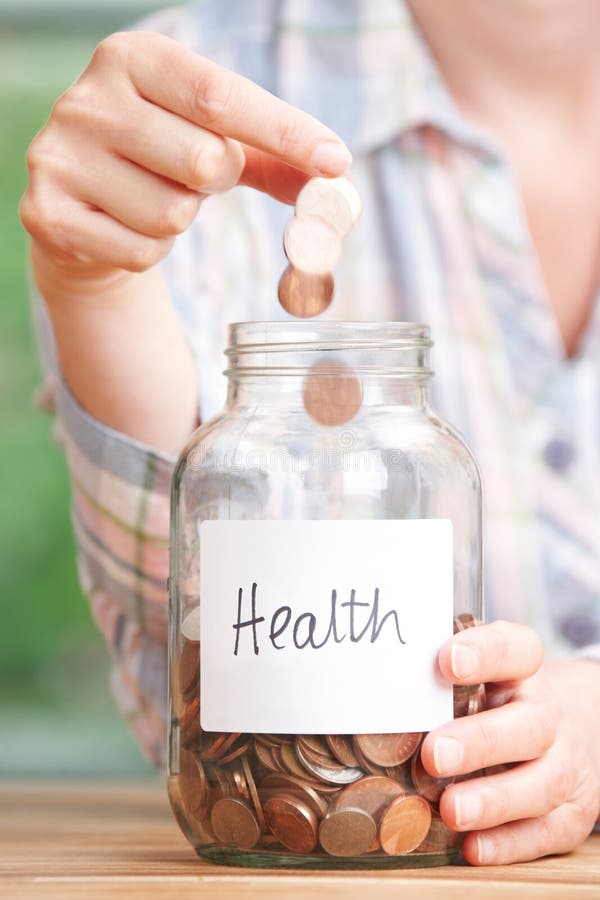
[0,0,167,776]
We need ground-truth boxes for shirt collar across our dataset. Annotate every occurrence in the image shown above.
[275,0,498,158]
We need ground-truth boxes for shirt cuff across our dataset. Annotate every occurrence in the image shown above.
[55,375,176,644]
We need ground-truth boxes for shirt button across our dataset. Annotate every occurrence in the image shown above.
[560,612,599,647]
[543,437,575,472]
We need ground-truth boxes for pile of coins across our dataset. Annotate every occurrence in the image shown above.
[278,176,361,319]
[170,611,483,860]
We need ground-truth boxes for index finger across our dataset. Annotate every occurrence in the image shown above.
[122,32,352,176]
[439,620,544,685]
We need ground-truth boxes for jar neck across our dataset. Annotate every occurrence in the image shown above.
[226,377,431,411]
[224,321,434,412]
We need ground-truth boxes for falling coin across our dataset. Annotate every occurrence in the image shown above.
[295,176,361,238]
[263,792,319,853]
[303,360,363,427]
[354,733,423,768]
[319,807,377,857]
[278,266,334,318]
[210,797,261,849]
[283,214,342,275]
[379,794,432,855]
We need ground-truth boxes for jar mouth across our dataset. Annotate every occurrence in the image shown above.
[226,321,432,355]
[225,321,433,379]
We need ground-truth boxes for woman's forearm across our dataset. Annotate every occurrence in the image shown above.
[33,243,199,456]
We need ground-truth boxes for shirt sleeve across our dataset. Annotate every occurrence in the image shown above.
[32,285,176,770]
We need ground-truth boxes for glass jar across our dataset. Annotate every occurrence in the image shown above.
[168,321,483,869]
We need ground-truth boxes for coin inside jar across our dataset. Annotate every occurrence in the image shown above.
[303,360,363,427]
[332,775,404,822]
[410,746,453,805]
[278,266,334,318]
[178,749,207,817]
[379,794,432,855]
[417,811,461,853]
[319,807,377,857]
[181,606,201,642]
[263,792,319,853]
[210,797,261,849]
[354,732,422,768]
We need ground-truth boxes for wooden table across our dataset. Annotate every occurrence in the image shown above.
[1,781,598,899]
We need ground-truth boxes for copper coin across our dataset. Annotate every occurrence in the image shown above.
[254,740,281,773]
[178,639,199,699]
[218,739,252,764]
[241,754,266,833]
[181,607,201,642]
[199,732,230,761]
[410,746,453,805]
[296,736,345,770]
[354,732,423,768]
[295,743,364,785]
[295,176,361,238]
[263,792,319,853]
[180,696,201,749]
[283,214,342,275]
[453,612,478,633]
[210,797,261,849]
[333,775,404,822]
[278,266,334,318]
[319,807,377,857]
[260,773,329,817]
[351,739,390,778]
[379,794,432,855]
[280,742,313,778]
[178,749,207,817]
[326,735,360,768]
[303,361,363,427]
[417,811,461,853]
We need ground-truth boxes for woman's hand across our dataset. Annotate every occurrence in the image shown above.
[20,30,351,281]
[421,620,600,865]
[18,31,351,452]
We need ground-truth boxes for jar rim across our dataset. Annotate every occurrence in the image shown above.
[226,321,432,355]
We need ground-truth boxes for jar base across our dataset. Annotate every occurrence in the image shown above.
[194,844,460,870]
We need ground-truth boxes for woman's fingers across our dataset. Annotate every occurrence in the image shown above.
[460,789,599,866]
[439,746,572,831]
[421,696,557,777]
[111,32,352,175]
[39,147,205,239]
[21,186,174,272]
[100,94,245,193]
[438,619,545,686]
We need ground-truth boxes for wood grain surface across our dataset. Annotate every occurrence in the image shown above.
[1,780,598,899]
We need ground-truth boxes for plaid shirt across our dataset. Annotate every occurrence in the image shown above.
[34,0,600,770]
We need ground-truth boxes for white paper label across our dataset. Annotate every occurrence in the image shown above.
[200,519,453,734]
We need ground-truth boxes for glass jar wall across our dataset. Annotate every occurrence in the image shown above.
[168,322,483,869]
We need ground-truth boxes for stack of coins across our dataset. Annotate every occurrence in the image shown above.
[278,176,361,319]
[171,610,483,859]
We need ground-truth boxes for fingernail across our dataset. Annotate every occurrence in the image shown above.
[476,835,495,864]
[311,141,352,174]
[433,737,464,775]
[451,643,478,679]
[454,792,483,828]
